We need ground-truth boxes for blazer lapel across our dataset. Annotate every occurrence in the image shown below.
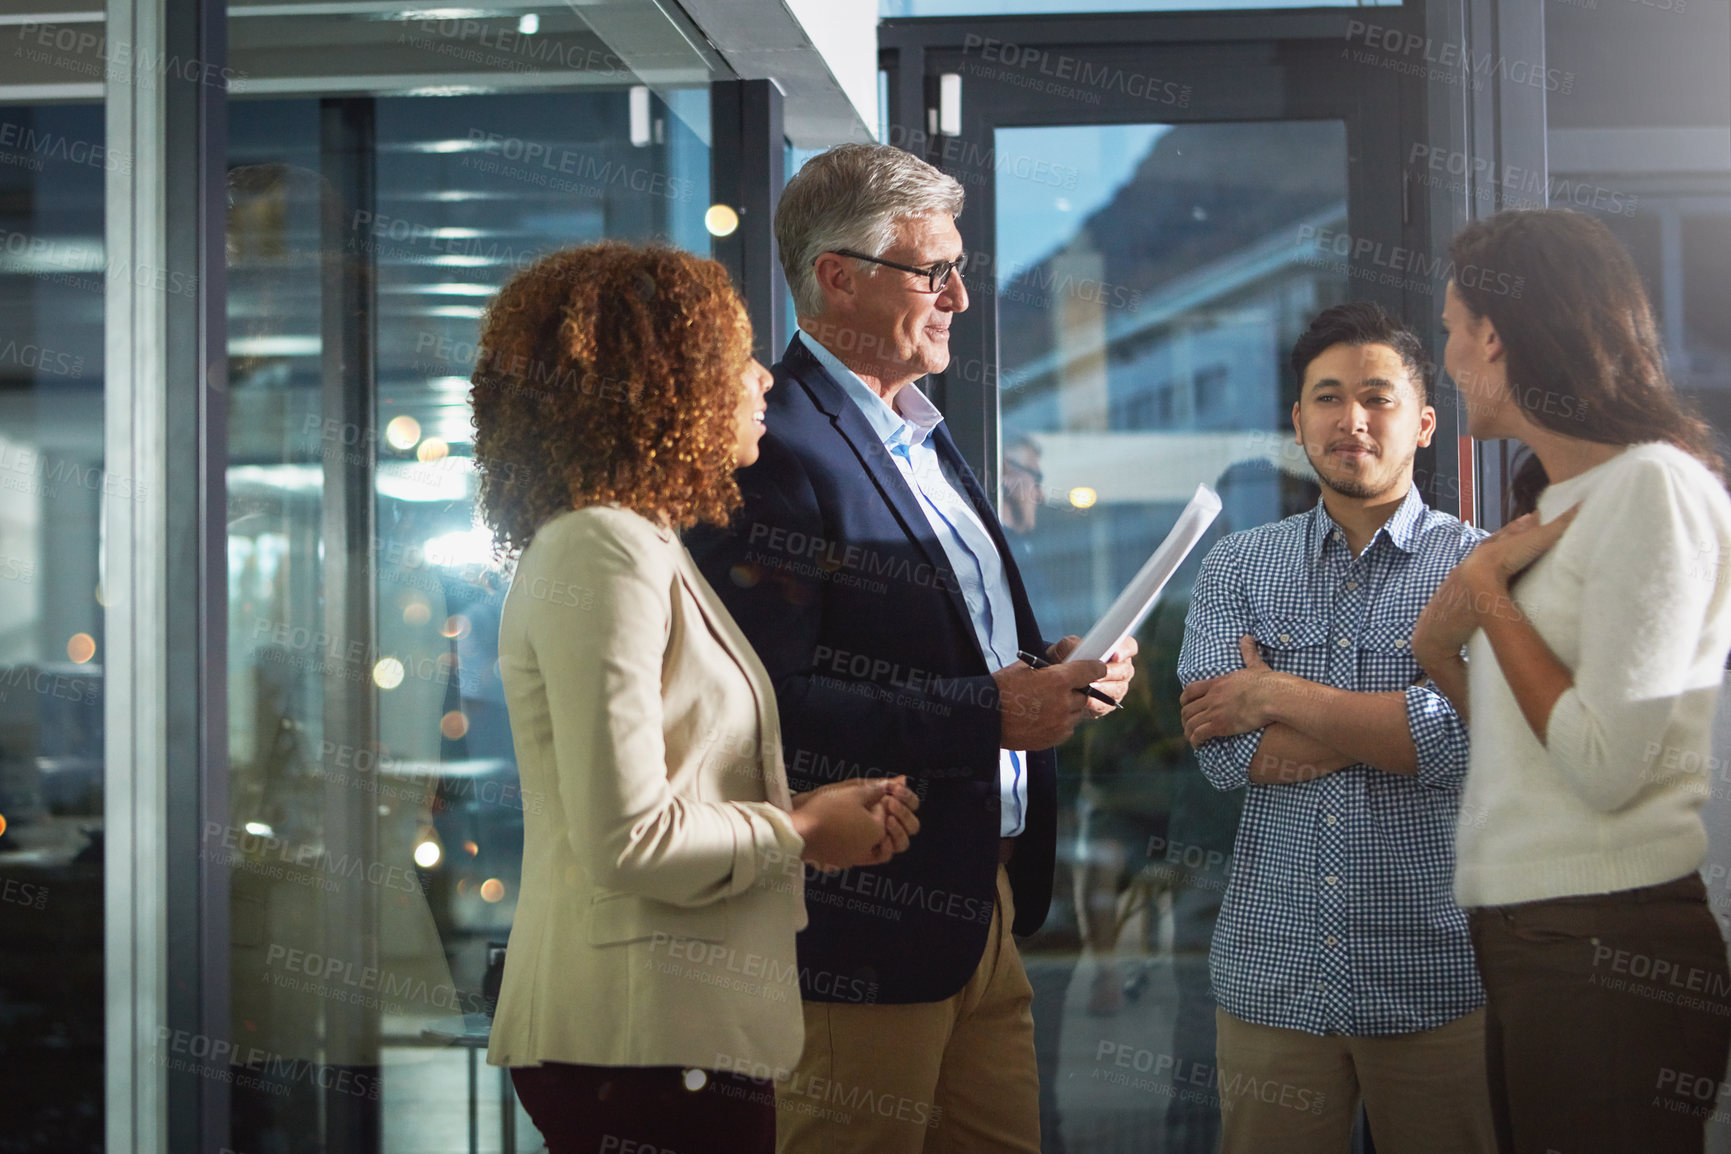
[672,546,794,811]
[782,339,984,664]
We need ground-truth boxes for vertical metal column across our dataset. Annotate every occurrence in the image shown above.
[1422,0,1549,529]
[710,79,787,361]
[318,96,382,1154]
[105,0,229,1146]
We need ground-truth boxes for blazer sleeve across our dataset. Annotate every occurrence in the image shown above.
[688,436,1003,787]
[528,515,804,906]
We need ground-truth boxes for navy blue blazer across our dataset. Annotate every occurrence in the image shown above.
[686,336,1058,1005]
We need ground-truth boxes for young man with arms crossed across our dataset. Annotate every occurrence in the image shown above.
[1176,302,1494,1153]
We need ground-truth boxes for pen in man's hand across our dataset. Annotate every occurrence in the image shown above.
[1016,649,1123,712]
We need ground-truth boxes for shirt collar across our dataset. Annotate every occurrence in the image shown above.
[795,328,943,451]
[1308,484,1428,560]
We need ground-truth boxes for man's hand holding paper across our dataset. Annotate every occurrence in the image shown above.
[1049,633,1139,717]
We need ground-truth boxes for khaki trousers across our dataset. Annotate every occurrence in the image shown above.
[774,866,1040,1154]
[1215,1007,1496,1154]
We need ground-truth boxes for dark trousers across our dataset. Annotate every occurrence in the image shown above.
[510,1062,777,1154]
[1469,873,1731,1154]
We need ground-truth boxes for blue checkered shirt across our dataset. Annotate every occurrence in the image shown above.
[1176,487,1487,1036]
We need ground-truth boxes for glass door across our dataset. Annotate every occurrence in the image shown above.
[217,6,722,1150]
[996,115,1349,1154]
[893,17,1442,1151]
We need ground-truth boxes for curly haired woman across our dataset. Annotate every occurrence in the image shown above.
[476,243,920,1154]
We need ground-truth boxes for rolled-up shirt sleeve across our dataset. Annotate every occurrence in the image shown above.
[1405,683,1470,792]
[1178,536,1258,792]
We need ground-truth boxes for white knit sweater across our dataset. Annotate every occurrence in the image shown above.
[1454,442,1731,907]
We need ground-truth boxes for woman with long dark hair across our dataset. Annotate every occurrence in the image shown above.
[1413,208,1731,1153]
[475,243,920,1153]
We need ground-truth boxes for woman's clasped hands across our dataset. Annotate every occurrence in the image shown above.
[1414,505,1579,662]
[790,776,922,871]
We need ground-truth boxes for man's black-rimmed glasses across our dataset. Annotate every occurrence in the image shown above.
[830,249,968,293]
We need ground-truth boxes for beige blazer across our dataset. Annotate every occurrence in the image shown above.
[487,505,806,1072]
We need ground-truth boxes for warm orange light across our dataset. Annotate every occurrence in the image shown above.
[67,633,96,663]
[479,878,506,903]
[441,614,471,639]
[440,711,470,740]
[0,813,8,838]
[416,437,450,463]
[384,415,422,451]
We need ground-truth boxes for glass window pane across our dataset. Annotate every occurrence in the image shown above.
[883,0,1396,16]
[224,78,712,1152]
[0,99,106,1149]
[996,119,1347,1149]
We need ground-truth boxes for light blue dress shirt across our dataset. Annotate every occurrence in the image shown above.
[795,329,1027,836]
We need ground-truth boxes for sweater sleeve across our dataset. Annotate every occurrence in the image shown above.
[1543,458,1728,813]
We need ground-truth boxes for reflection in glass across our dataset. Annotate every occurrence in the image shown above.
[0,100,106,1151]
[883,0,1395,15]
[994,119,1347,1151]
[223,84,710,1152]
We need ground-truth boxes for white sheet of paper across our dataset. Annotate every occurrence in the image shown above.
[1071,483,1223,663]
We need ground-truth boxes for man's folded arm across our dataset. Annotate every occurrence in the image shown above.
[1178,538,1264,791]
[1246,725,1353,785]
[1262,681,1417,775]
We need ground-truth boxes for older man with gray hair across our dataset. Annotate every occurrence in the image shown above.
[689,143,1136,1153]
